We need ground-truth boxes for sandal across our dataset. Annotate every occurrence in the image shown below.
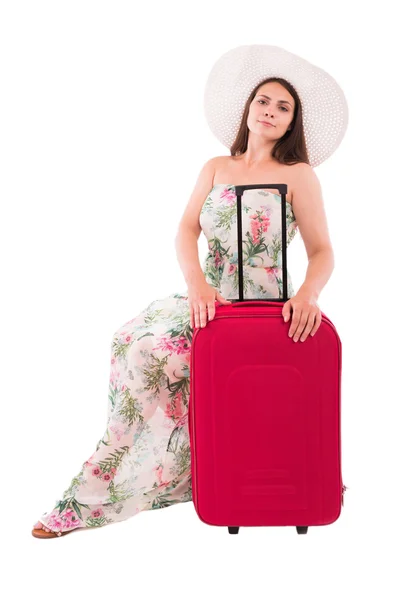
[31,523,76,539]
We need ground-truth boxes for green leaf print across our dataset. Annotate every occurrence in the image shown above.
[71,499,84,520]
[95,428,112,450]
[144,480,183,509]
[85,515,110,528]
[166,313,193,345]
[142,353,170,395]
[167,431,191,476]
[136,331,155,341]
[242,230,269,265]
[116,387,145,427]
[202,235,231,288]
[165,371,190,411]
[108,382,118,412]
[97,445,131,473]
[54,497,90,518]
[144,308,164,325]
[215,205,237,230]
[270,231,283,265]
[62,467,87,499]
[105,479,135,503]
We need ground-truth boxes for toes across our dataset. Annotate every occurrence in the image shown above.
[34,521,63,535]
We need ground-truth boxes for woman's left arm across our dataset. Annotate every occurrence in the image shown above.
[282,163,335,342]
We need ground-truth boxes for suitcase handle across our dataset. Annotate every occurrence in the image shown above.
[234,184,288,302]
[230,300,283,308]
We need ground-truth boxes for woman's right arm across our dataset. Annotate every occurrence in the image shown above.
[175,229,206,288]
[175,158,232,328]
[174,158,217,288]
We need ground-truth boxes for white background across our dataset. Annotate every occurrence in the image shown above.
[1,0,399,598]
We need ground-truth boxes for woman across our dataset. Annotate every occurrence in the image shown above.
[32,45,348,538]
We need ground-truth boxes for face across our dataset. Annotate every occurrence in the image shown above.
[247,81,295,138]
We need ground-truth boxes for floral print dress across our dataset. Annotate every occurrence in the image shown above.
[38,184,299,534]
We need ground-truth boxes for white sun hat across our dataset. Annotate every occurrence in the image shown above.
[203,44,349,167]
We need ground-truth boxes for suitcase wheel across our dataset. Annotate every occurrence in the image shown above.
[228,527,240,534]
[296,526,308,534]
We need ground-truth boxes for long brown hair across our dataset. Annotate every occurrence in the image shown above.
[230,77,310,165]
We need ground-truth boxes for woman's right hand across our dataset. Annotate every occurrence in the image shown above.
[188,280,232,329]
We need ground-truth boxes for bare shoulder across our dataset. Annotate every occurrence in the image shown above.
[289,162,320,186]
[200,156,226,180]
[212,155,231,169]
[175,157,220,238]
[289,163,321,207]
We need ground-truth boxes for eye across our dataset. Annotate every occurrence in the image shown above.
[257,100,288,112]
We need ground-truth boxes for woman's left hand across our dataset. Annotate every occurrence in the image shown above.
[281,287,322,342]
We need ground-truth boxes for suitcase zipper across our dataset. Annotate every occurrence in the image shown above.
[341,484,348,506]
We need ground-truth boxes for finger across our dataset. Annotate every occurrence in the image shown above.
[292,312,310,341]
[208,302,215,321]
[299,314,317,341]
[288,307,302,337]
[190,306,194,329]
[282,301,292,321]
[310,312,322,336]
[194,307,200,328]
[199,305,208,327]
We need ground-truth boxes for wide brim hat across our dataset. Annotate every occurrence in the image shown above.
[203,44,349,168]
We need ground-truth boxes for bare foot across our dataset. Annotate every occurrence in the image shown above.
[33,520,62,536]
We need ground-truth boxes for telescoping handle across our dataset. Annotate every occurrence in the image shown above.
[232,183,288,303]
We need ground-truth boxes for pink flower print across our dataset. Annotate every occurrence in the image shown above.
[63,508,80,529]
[175,336,191,355]
[228,264,237,275]
[165,392,185,420]
[264,267,280,282]
[91,508,104,519]
[45,508,81,532]
[125,335,132,343]
[101,471,115,482]
[46,512,64,531]
[153,334,191,356]
[111,357,116,365]
[173,391,185,418]
[214,250,223,268]
[154,464,164,484]
[110,424,125,441]
[220,187,237,206]
[165,402,174,419]
[109,368,120,385]
[84,450,97,468]
[250,212,270,244]
[153,334,175,354]
[92,466,102,477]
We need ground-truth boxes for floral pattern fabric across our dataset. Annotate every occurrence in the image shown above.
[38,184,298,534]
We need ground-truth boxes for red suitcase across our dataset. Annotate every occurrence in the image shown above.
[188,183,347,535]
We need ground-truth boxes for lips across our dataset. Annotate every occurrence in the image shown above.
[259,120,274,127]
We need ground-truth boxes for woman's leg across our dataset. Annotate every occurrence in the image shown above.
[35,293,194,534]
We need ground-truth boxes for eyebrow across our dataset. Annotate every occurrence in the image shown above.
[257,94,292,107]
